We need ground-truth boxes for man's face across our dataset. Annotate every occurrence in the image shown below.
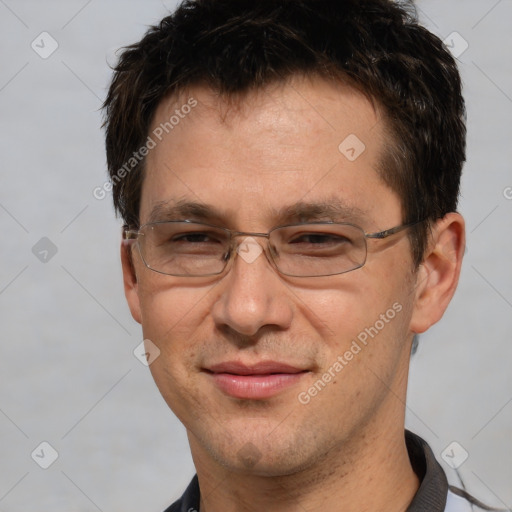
[124,76,419,476]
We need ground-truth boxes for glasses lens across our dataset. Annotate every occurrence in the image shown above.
[270,223,367,277]
[136,221,367,277]
[139,222,230,276]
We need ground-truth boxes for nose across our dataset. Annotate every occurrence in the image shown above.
[210,236,294,338]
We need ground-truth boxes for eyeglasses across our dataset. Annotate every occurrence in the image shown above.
[124,220,420,278]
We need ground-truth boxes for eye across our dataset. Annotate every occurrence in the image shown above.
[163,230,228,256]
[172,232,220,244]
[289,233,350,245]
[281,228,356,258]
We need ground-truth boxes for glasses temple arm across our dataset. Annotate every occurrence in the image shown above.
[365,220,424,239]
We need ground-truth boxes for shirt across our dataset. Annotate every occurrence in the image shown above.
[163,431,498,512]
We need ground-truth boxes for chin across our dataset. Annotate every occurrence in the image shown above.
[215,448,314,477]
[192,419,333,478]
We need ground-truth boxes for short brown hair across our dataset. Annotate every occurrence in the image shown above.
[103,0,466,265]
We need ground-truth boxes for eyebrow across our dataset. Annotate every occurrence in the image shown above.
[275,200,367,225]
[146,198,368,226]
[148,199,216,224]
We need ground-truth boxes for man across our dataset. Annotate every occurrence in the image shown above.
[102,1,497,510]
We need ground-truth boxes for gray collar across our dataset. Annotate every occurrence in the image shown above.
[405,430,448,511]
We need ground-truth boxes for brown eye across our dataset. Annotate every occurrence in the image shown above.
[172,233,219,243]
[289,234,350,245]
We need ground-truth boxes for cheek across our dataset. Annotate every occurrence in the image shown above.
[298,285,412,416]
[139,283,211,419]
[295,267,413,365]
[136,278,216,386]
[137,275,213,336]
[295,281,390,340]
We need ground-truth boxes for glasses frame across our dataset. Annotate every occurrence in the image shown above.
[123,219,422,278]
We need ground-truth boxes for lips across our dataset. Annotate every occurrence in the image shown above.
[208,361,305,375]
[204,361,309,399]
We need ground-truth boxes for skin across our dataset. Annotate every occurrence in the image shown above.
[121,75,465,512]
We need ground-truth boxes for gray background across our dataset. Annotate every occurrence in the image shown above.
[0,0,510,510]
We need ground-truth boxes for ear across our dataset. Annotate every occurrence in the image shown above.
[409,212,465,334]
[121,239,142,324]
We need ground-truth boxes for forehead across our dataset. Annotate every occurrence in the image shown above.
[141,75,401,229]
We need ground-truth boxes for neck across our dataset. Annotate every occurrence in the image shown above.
[191,421,419,512]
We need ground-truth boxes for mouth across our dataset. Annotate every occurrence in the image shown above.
[203,361,310,400]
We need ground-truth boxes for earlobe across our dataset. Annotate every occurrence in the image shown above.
[121,240,142,324]
[409,213,465,334]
